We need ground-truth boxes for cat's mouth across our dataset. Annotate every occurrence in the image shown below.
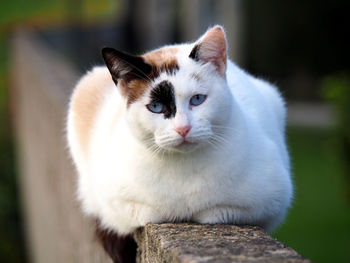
[161,138,201,153]
[177,140,196,148]
[154,131,212,153]
[179,139,194,145]
[171,142,198,153]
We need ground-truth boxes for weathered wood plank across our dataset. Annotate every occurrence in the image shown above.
[134,223,310,263]
[11,31,112,263]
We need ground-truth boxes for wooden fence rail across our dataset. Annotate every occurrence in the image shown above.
[11,31,111,263]
[11,31,309,263]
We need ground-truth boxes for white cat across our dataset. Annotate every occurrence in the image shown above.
[67,26,292,238]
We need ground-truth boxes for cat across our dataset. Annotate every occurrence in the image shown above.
[67,25,292,262]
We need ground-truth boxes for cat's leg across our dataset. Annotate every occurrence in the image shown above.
[192,205,265,227]
[129,201,167,226]
[192,206,281,232]
[95,220,137,263]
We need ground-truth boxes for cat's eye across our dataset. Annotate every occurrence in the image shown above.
[146,102,165,113]
[190,94,207,106]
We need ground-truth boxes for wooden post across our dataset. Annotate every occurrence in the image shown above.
[11,31,112,263]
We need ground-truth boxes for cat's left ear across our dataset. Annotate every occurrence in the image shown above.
[189,25,227,76]
[101,47,152,89]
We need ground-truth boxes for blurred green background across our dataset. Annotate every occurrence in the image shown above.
[1,0,350,262]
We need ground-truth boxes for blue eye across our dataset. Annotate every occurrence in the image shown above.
[146,102,165,113]
[190,94,207,106]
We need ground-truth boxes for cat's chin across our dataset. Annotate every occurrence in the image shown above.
[172,141,199,153]
[160,140,204,154]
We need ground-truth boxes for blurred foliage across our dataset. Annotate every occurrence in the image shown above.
[322,72,350,129]
[322,72,350,200]
[244,0,350,101]
[0,0,117,29]
[273,127,350,263]
[0,36,26,262]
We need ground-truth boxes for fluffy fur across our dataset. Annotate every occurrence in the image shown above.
[67,26,292,236]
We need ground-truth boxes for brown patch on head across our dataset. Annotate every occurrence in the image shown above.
[142,47,180,78]
[102,46,180,107]
[123,47,180,106]
[126,79,149,105]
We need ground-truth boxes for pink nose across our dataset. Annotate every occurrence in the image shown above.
[175,125,191,138]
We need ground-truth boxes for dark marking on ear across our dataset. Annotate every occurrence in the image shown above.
[189,44,201,61]
[102,47,154,106]
[101,47,152,84]
[188,26,227,75]
[95,220,137,263]
[149,80,176,119]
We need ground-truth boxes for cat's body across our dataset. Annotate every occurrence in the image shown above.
[67,26,292,244]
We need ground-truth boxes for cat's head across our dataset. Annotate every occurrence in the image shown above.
[102,26,232,154]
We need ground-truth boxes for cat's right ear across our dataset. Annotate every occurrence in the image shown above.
[189,26,227,76]
[101,47,152,94]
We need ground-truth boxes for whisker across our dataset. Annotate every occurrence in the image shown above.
[211,125,239,133]
[211,134,230,145]
[206,138,221,151]
[159,138,180,145]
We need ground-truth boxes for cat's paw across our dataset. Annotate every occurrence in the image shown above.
[192,206,235,224]
[128,202,165,226]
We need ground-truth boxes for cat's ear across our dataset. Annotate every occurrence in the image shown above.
[189,25,227,76]
[101,47,152,92]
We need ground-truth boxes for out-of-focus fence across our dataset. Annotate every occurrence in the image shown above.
[11,31,111,263]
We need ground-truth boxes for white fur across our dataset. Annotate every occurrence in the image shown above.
[67,32,292,235]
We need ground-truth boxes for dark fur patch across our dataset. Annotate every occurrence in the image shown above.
[95,221,137,263]
[102,47,180,107]
[153,61,179,76]
[102,48,152,84]
[149,80,176,119]
[143,48,180,80]
[189,44,201,61]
